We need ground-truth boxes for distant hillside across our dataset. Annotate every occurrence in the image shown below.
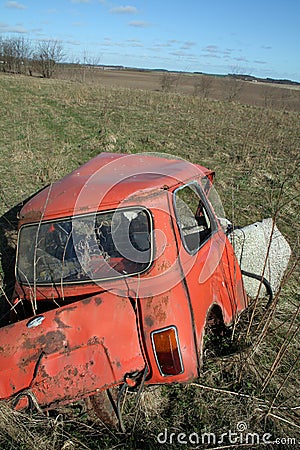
[227,73,300,86]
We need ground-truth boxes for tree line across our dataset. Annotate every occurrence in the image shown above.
[0,36,65,78]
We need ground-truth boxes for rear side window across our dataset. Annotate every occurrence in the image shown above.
[174,182,215,254]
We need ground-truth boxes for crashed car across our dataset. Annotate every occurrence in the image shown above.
[0,152,248,425]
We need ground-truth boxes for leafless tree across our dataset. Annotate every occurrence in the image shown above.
[222,66,244,102]
[81,50,102,82]
[193,74,213,98]
[33,40,65,78]
[82,50,101,67]
[160,72,177,92]
[0,37,15,73]
[13,36,32,75]
[0,36,32,74]
[223,75,243,102]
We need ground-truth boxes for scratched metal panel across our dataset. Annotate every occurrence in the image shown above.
[0,294,145,407]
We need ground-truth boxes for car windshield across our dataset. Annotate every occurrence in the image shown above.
[17,208,152,285]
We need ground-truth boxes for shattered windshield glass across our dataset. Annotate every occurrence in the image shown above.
[17,208,152,285]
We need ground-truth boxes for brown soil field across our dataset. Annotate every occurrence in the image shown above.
[56,67,300,112]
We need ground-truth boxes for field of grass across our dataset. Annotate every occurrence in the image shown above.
[54,66,300,112]
[0,72,299,449]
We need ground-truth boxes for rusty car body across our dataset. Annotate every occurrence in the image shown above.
[0,152,248,420]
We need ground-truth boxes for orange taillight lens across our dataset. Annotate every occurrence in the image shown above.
[151,327,183,376]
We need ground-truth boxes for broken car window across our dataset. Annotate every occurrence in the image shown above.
[17,208,152,285]
[174,183,214,253]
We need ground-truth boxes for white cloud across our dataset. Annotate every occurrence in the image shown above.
[127,38,143,47]
[202,53,221,59]
[0,22,28,33]
[66,39,82,46]
[102,38,114,47]
[181,41,196,50]
[234,56,249,62]
[203,45,219,53]
[110,6,138,14]
[154,42,172,48]
[5,1,27,9]
[129,21,150,28]
[202,45,236,59]
[170,50,197,58]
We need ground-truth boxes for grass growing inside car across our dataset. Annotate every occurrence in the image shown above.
[0,73,299,449]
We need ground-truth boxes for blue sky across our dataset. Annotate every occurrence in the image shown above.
[1,0,299,81]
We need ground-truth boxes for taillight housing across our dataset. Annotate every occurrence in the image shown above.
[151,326,183,376]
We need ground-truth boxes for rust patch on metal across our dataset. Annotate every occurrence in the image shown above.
[18,352,40,369]
[54,315,71,329]
[130,188,164,202]
[82,298,92,305]
[87,389,119,428]
[38,330,66,354]
[157,260,171,272]
[87,336,101,346]
[146,297,153,308]
[145,316,154,327]
[56,306,77,314]
[101,341,116,380]
[161,296,169,306]
[65,366,78,378]
[23,330,66,354]
[115,360,121,369]
[20,210,42,221]
[152,296,169,323]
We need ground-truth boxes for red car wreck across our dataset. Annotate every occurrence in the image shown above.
[0,152,248,426]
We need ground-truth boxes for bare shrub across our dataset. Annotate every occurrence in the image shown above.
[193,74,213,98]
[223,75,244,102]
[160,72,177,92]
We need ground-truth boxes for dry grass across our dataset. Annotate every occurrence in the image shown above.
[0,72,299,449]
[55,66,300,112]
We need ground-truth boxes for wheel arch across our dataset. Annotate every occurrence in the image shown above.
[198,302,227,371]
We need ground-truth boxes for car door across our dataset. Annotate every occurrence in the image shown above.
[173,181,247,364]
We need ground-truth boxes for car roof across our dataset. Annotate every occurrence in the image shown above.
[19,153,214,223]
